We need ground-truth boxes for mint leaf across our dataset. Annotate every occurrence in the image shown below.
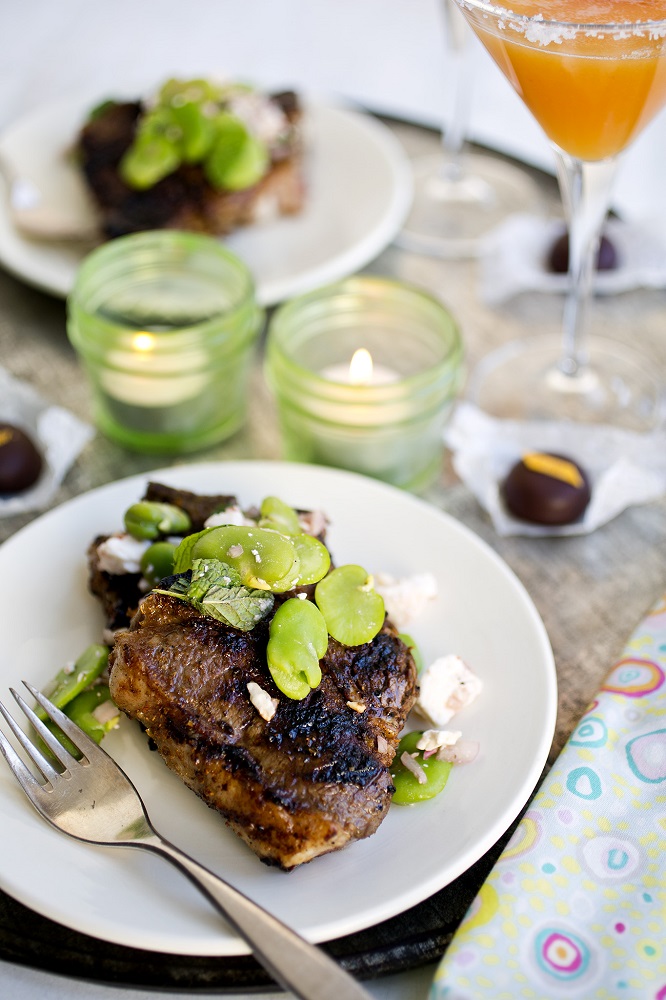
[172,530,209,573]
[155,558,274,630]
[188,557,242,598]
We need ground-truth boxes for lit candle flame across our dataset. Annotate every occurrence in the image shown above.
[348,348,374,385]
[132,332,156,353]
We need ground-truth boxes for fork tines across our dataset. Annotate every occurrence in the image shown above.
[0,682,100,790]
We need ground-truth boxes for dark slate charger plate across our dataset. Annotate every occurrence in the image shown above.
[0,821,519,991]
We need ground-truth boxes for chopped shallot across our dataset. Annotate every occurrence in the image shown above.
[400,751,428,784]
[436,739,480,765]
[376,734,389,755]
[298,509,328,537]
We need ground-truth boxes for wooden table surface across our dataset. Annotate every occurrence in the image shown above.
[1,117,665,989]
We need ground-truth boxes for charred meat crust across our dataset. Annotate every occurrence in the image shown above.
[109,591,417,870]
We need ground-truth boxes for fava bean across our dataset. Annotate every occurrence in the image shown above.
[179,525,300,592]
[315,565,385,646]
[140,540,177,587]
[37,643,109,722]
[259,496,302,536]
[124,501,191,541]
[267,598,328,700]
[290,533,330,587]
[391,731,452,804]
[42,684,120,757]
[398,633,424,673]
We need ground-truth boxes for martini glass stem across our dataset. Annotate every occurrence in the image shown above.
[439,0,473,183]
[553,152,619,379]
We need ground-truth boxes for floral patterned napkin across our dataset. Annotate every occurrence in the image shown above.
[431,593,666,1000]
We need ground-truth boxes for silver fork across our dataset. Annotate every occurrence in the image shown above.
[0,682,373,1000]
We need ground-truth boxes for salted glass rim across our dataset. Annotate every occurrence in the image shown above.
[454,0,666,33]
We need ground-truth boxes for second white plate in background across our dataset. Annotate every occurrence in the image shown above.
[0,97,413,305]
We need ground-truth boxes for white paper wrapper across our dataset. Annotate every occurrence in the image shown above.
[0,367,94,516]
[478,214,666,306]
[445,402,666,537]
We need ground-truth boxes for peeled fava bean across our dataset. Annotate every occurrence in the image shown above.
[140,540,177,587]
[391,731,453,804]
[267,598,329,700]
[181,524,300,591]
[124,501,192,540]
[315,564,385,647]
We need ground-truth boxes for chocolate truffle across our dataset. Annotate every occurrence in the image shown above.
[0,423,43,493]
[502,452,591,526]
[547,231,618,274]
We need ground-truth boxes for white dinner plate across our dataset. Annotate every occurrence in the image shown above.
[0,96,412,305]
[0,461,556,956]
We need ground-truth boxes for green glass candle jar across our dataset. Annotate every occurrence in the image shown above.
[67,231,264,454]
[265,276,464,491]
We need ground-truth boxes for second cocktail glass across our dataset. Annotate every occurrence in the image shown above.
[398,0,540,258]
[453,0,666,428]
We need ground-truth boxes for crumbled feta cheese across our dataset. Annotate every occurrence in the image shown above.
[415,655,482,727]
[374,572,438,629]
[227,91,289,146]
[415,729,462,753]
[96,534,151,575]
[91,700,120,727]
[204,506,256,528]
[227,544,244,558]
[247,681,279,722]
[346,701,366,713]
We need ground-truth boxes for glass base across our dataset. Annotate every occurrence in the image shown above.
[466,334,665,431]
[396,150,541,258]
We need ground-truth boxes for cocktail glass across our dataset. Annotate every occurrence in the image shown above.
[452,0,666,428]
[397,0,540,258]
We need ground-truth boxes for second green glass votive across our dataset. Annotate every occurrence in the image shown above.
[67,231,264,454]
[264,276,464,491]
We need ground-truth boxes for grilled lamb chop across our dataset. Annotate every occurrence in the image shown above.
[88,482,328,631]
[88,482,240,631]
[77,90,305,240]
[109,591,417,869]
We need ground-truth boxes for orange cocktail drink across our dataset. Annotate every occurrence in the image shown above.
[462,0,666,160]
[451,0,666,429]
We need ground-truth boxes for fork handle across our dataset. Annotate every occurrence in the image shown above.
[137,832,372,1000]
